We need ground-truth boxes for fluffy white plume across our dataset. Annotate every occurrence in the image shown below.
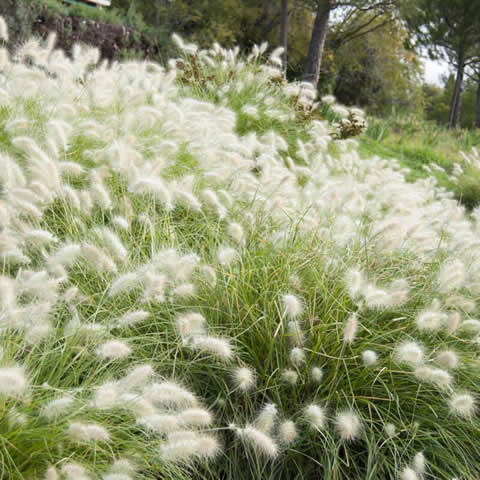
[395,341,424,366]
[282,294,304,319]
[233,366,256,392]
[189,335,233,360]
[159,431,220,462]
[305,404,327,430]
[343,313,359,344]
[0,366,28,397]
[233,425,278,458]
[68,422,110,442]
[96,340,132,360]
[279,420,297,445]
[362,350,378,366]
[335,410,361,441]
[449,392,476,417]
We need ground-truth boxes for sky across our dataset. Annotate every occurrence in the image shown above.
[423,57,450,86]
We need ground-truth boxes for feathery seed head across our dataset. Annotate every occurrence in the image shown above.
[254,403,278,434]
[289,347,306,365]
[305,404,327,430]
[68,422,110,443]
[115,310,150,328]
[412,452,425,474]
[362,350,378,366]
[0,16,9,42]
[447,311,461,334]
[189,335,233,360]
[96,340,132,360]
[278,420,297,445]
[395,341,424,366]
[282,369,298,385]
[335,410,361,441]
[399,467,418,480]
[449,392,476,417]
[143,381,198,407]
[311,366,324,383]
[228,222,246,245]
[137,414,180,433]
[45,466,59,480]
[175,312,206,338]
[217,246,238,266]
[287,320,304,345]
[233,366,255,392]
[343,313,359,344]
[159,431,220,462]
[437,259,465,293]
[179,408,213,427]
[61,463,90,480]
[384,422,396,437]
[0,366,28,397]
[233,425,278,458]
[41,396,74,420]
[435,350,459,370]
[282,294,304,319]
[416,307,447,331]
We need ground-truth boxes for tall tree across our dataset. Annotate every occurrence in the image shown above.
[280,0,289,75]
[332,15,422,115]
[403,0,480,128]
[302,0,395,87]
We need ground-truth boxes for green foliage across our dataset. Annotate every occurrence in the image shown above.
[360,113,480,207]
[28,0,127,27]
[330,16,423,117]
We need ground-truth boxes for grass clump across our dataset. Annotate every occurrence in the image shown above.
[0,23,479,480]
[360,114,480,209]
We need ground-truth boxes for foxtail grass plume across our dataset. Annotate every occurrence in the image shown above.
[282,294,304,319]
[384,422,396,437]
[189,335,233,360]
[96,340,132,360]
[335,410,361,441]
[254,403,278,434]
[343,313,359,344]
[289,347,305,365]
[435,350,459,369]
[232,424,278,458]
[159,431,220,462]
[305,404,327,430]
[217,246,238,266]
[412,452,425,474]
[310,366,324,384]
[395,341,424,366]
[68,422,110,443]
[399,466,418,480]
[437,259,465,293]
[282,369,298,385]
[0,16,8,42]
[0,366,28,397]
[278,420,297,445]
[362,350,378,366]
[232,366,255,392]
[449,393,476,418]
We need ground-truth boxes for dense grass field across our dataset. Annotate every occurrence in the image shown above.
[0,23,479,480]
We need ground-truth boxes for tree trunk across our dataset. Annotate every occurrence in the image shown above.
[255,0,273,28]
[280,0,288,76]
[302,0,331,87]
[476,77,480,129]
[448,55,465,129]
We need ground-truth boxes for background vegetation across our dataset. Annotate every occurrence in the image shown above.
[1,0,479,129]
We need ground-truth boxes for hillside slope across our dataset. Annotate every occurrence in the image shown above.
[0,28,479,480]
